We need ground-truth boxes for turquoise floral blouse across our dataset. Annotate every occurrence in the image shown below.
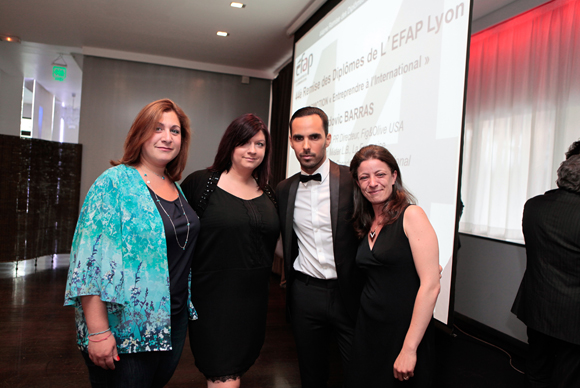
[64,164,198,353]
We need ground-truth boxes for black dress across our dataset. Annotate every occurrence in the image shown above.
[347,206,433,387]
[182,170,279,380]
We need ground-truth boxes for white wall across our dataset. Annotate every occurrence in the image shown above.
[32,81,54,140]
[64,106,80,144]
[51,103,79,143]
[0,68,23,137]
[52,102,63,142]
[79,56,271,202]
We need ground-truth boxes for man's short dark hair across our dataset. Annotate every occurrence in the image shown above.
[557,154,580,193]
[289,106,329,135]
[565,139,580,159]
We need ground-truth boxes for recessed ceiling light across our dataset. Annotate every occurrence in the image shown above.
[217,31,229,37]
[0,35,21,43]
[230,2,245,8]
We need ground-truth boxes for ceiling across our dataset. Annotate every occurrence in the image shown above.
[0,0,521,108]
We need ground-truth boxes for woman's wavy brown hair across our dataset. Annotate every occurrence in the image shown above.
[349,145,416,239]
[111,99,191,181]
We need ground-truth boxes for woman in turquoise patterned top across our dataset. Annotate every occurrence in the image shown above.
[64,99,201,387]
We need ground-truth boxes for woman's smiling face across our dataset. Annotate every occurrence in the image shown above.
[356,158,398,206]
[140,110,182,167]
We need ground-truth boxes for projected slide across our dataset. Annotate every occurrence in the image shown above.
[290,0,471,324]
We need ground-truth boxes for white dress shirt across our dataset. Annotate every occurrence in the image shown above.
[293,158,337,279]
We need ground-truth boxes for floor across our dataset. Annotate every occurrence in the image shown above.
[1,254,528,387]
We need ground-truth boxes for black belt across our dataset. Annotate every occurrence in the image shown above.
[294,271,338,288]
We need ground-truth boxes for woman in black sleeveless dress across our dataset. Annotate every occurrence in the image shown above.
[181,114,279,388]
[347,145,440,387]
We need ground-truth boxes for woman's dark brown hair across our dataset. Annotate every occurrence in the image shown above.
[209,113,271,190]
[111,99,191,181]
[349,145,416,239]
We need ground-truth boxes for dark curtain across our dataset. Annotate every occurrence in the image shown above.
[0,135,82,262]
[269,62,294,188]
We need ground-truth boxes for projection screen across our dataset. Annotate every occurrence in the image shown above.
[289,0,472,324]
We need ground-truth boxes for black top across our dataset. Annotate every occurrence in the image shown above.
[148,187,200,315]
[191,187,279,272]
[181,170,279,378]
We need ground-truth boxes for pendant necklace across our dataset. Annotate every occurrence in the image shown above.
[140,166,189,250]
[370,216,382,241]
[153,190,190,250]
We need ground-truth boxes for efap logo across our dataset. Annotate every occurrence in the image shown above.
[296,52,314,77]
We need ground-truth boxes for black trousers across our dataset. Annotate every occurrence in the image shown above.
[290,272,356,388]
[82,307,189,388]
[526,327,580,388]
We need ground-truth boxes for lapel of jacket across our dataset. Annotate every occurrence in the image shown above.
[286,174,300,261]
[329,160,340,242]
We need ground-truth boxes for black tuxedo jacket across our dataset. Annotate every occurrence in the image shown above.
[512,188,580,345]
[276,161,362,320]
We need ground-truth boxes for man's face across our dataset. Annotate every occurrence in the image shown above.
[289,114,331,175]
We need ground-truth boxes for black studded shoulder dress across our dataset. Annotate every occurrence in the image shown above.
[180,169,279,381]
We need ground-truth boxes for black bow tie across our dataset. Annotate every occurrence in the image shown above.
[300,173,321,183]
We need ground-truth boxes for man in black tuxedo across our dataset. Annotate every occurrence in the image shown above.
[276,106,362,387]
[512,140,580,388]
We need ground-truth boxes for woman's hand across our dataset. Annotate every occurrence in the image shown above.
[396,205,440,382]
[81,295,119,370]
[88,333,119,370]
[393,348,417,381]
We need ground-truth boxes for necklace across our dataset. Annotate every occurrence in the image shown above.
[141,166,165,184]
[369,216,383,241]
[153,190,190,250]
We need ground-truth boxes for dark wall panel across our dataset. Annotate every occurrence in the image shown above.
[0,135,82,261]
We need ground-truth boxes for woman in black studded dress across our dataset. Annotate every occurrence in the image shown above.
[181,114,279,388]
